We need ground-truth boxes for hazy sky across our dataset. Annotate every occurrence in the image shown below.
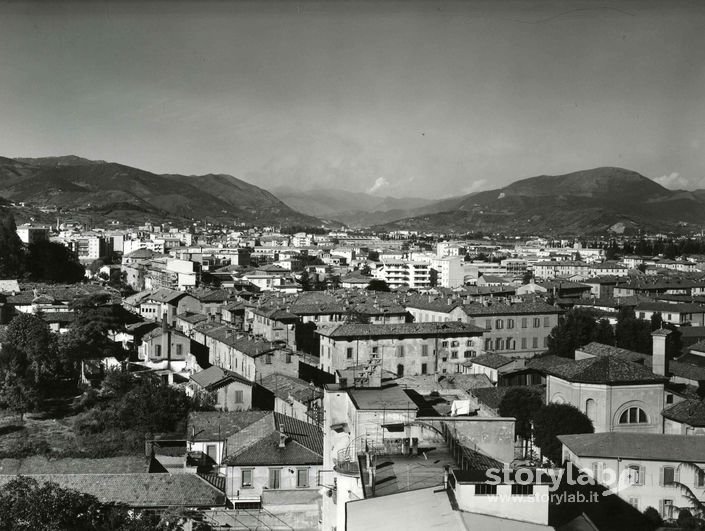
[1,1,703,198]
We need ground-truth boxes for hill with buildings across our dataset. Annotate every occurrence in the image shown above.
[377,167,705,235]
[0,156,327,227]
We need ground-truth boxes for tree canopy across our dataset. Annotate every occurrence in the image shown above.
[498,386,543,442]
[0,208,24,278]
[533,403,594,464]
[547,308,615,358]
[24,241,85,283]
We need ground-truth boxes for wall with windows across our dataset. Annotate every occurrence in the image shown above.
[466,312,559,359]
[317,333,485,376]
[547,377,664,434]
[563,451,705,519]
[222,464,323,501]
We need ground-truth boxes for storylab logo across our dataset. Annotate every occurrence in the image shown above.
[483,465,635,502]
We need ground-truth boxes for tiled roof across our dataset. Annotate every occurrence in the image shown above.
[316,321,485,339]
[147,288,187,304]
[558,433,705,462]
[526,355,574,372]
[470,353,514,369]
[461,301,563,316]
[636,301,705,313]
[575,342,649,363]
[142,326,189,342]
[661,399,705,427]
[545,355,666,385]
[176,312,209,325]
[188,411,269,442]
[190,366,253,390]
[0,456,147,475]
[258,373,322,404]
[194,323,281,357]
[471,385,546,411]
[39,311,76,324]
[0,473,226,508]
[220,412,323,466]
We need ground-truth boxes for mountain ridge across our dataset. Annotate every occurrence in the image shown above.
[0,156,327,227]
[376,167,705,235]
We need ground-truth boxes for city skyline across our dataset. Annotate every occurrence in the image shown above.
[1,0,704,198]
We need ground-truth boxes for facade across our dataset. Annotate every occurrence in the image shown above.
[374,260,431,289]
[546,342,668,434]
[16,224,50,244]
[189,365,254,411]
[316,322,486,377]
[560,432,705,519]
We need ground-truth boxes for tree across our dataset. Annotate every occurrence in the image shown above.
[2,313,58,384]
[547,308,609,358]
[0,208,24,278]
[366,279,390,292]
[24,241,85,283]
[643,507,663,528]
[533,403,594,464]
[593,319,615,346]
[0,476,172,530]
[522,270,533,284]
[429,268,438,287]
[0,350,39,420]
[498,387,543,451]
[615,307,652,354]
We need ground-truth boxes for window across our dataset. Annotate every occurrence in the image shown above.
[532,337,538,349]
[451,351,458,359]
[661,466,676,486]
[466,340,473,347]
[421,344,429,357]
[696,468,705,488]
[451,340,460,347]
[496,319,504,329]
[421,363,427,375]
[533,318,541,328]
[627,465,643,486]
[372,346,378,355]
[474,484,497,495]
[495,338,504,351]
[297,468,309,488]
[234,390,243,404]
[521,338,527,349]
[176,344,183,356]
[543,316,550,327]
[241,469,253,488]
[507,319,514,329]
[661,499,674,519]
[511,484,534,495]
[265,354,273,365]
[585,399,596,422]
[521,318,528,328]
[206,444,217,462]
[485,339,492,351]
[154,344,162,357]
[397,364,404,377]
[286,353,292,364]
[464,350,475,358]
[397,345,405,357]
[666,394,674,404]
[269,468,281,489]
[485,319,492,330]
[346,347,353,360]
[619,407,648,424]
[628,497,639,510]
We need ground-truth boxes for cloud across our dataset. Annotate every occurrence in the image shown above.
[654,172,691,190]
[367,177,390,194]
[462,179,488,194]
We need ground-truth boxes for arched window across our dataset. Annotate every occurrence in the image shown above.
[585,399,596,422]
[619,407,648,424]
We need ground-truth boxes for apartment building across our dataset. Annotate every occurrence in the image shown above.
[316,321,486,377]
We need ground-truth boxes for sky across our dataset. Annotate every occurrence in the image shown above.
[0,0,704,199]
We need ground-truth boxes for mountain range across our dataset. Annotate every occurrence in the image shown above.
[1,157,703,234]
[0,156,325,227]
[375,167,705,235]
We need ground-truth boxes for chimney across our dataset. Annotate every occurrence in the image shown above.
[279,432,287,448]
[651,328,671,376]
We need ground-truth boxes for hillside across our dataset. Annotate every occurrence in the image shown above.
[0,157,326,227]
[377,167,705,235]
[272,186,438,226]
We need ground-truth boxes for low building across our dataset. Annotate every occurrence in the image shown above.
[560,432,705,520]
[189,365,254,411]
